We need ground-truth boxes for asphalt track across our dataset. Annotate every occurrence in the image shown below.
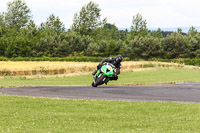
[0,83,200,103]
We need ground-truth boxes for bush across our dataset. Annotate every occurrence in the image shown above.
[0,56,104,62]
[0,57,8,61]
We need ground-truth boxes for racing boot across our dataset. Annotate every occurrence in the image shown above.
[92,69,97,75]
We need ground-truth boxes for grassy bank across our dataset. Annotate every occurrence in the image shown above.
[0,95,200,132]
[1,69,200,88]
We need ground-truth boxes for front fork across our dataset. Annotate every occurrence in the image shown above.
[94,70,101,79]
[93,70,100,83]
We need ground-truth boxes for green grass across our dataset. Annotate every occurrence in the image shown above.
[0,95,200,133]
[1,69,200,132]
[118,69,200,85]
[0,69,200,87]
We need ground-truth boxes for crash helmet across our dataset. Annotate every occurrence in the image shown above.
[115,55,123,63]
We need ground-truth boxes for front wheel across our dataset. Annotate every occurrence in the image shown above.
[92,75,105,87]
[92,82,96,87]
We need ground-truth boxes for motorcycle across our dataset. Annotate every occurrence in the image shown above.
[92,63,116,87]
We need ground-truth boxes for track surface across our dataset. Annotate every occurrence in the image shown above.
[0,83,200,103]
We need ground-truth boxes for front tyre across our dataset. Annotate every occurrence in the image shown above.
[92,75,105,87]
[92,82,96,87]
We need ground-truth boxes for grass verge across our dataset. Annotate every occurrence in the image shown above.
[0,69,200,87]
[0,95,200,132]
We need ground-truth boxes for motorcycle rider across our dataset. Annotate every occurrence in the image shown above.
[92,55,123,81]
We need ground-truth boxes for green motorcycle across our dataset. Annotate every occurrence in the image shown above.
[92,63,116,87]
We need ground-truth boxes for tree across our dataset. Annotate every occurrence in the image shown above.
[0,13,6,38]
[188,26,198,37]
[5,0,32,30]
[177,28,183,33]
[187,27,200,58]
[71,1,106,36]
[0,13,6,56]
[0,13,5,28]
[161,32,188,58]
[94,23,120,41]
[123,36,161,59]
[0,0,33,57]
[40,14,65,33]
[130,13,148,37]
[152,28,163,38]
[91,23,122,56]
[34,14,65,57]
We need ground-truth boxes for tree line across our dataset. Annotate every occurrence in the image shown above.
[0,0,200,59]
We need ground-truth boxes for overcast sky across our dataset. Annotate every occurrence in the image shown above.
[1,0,200,29]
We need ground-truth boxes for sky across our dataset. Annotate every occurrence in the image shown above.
[1,0,200,30]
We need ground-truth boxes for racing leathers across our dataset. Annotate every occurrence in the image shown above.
[95,57,121,80]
